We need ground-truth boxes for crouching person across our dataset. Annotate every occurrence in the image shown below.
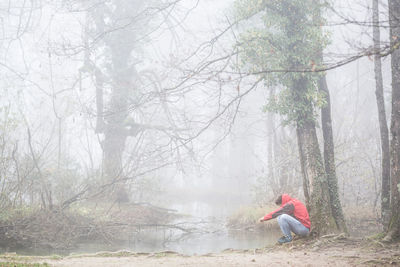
[259,194,310,244]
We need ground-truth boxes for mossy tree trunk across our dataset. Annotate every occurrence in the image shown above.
[294,78,338,236]
[319,74,347,233]
[286,2,339,236]
[234,0,340,235]
[312,0,347,233]
[384,0,400,242]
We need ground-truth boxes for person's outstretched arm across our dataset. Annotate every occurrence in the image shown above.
[259,203,294,222]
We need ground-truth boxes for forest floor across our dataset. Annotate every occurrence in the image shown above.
[1,235,399,267]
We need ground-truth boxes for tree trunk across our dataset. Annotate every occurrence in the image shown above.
[103,125,128,181]
[102,31,135,201]
[89,1,143,202]
[267,89,275,195]
[294,78,337,235]
[384,0,400,242]
[308,0,347,234]
[102,43,132,181]
[319,75,347,233]
[373,0,391,229]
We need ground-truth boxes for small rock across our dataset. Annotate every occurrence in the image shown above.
[251,259,256,262]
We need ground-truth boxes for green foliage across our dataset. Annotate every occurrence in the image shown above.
[234,0,330,125]
[263,86,327,125]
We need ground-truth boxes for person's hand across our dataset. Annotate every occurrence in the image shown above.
[259,217,265,222]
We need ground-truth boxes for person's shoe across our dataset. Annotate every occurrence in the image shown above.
[278,235,293,244]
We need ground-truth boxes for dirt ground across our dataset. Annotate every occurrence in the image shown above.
[2,236,400,266]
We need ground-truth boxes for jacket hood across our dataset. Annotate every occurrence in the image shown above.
[281,194,292,206]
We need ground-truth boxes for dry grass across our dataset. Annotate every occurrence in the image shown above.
[227,205,279,231]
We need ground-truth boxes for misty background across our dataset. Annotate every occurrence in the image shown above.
[0,0,391,254]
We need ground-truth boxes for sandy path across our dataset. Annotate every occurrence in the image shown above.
[2,238,399,266]
[45,251,355,267]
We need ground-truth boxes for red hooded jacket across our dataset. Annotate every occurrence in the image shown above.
[262,194,311,229]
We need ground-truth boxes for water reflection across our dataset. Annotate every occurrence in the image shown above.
[162,230,281,255]
[1,200,281,256]
[73,228,281,256]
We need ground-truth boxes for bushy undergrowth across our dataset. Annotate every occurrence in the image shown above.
[0,208,100,250]
[0,202,177,251]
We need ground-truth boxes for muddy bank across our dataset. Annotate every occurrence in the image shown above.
[2,236,400,266]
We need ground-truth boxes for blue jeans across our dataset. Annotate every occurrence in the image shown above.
[277,214,309,237]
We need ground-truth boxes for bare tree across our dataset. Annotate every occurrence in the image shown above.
[384,0,400,242]
[372,0,390,228]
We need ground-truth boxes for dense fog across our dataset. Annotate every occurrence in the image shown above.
[0,0,397,257]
